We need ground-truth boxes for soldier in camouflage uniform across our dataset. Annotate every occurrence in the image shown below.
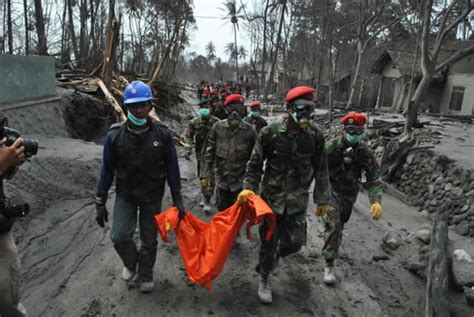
[320,112,383,285]
[186,98,220,214]
[239,86,333,304]
[201,94,257,212]
[244,101,268,133]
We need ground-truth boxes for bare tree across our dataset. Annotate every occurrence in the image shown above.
[23,0,29,54]
[404,0,474,135]
[6,0,12,54]
[34,0,48,55]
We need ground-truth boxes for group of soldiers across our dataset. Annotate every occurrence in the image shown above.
[186,86,383,304]
[95,80,383,305]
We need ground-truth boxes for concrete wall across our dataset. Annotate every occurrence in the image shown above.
[439,74,474,115]
[0,54,56,105]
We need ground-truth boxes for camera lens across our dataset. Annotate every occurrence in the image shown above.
[22,139,39,156]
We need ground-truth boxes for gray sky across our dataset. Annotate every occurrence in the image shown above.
[187,0,251,61]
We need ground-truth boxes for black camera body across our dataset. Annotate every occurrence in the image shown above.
[0,117,39,157]
[0,199,30,218]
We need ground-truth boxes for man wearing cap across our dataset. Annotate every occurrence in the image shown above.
[201,94,257,212]
[239,86,333,304]
[319,111,382,285]
[244,101,268,133]
[186,98,220,214]
[94,80,186,293]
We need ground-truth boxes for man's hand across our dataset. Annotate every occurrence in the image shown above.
[95,195,108,227]
[170,187,186,220]
[200,178,213,188]
[237,189,255,204]
[370,202,383,220]
[315,204,334,217]
[176,199,186,220]
[0,138,26,172]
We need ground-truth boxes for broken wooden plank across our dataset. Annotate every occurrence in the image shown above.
[95,78,126,121]
[425,219,449,317]
[380,181,411,205]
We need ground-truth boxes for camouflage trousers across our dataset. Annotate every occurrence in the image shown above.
[321,192,358,264]
[256,211,307,276]
[196,155,214,202]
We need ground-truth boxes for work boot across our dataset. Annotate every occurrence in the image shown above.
[122,266,136,282]
[199,201,205,208]
[17,303,27,316]
[257,274,272,304]
[323,266,337,285]
[139,280,155,293]
[203,202,212,215]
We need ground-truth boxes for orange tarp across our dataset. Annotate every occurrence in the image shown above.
[155,195,276,290]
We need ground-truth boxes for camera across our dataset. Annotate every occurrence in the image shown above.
[0,199,30,219]
[0,117,39,157]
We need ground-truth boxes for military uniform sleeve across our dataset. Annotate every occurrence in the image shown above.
[200,122,217,179]
[361,146,382,204]
[243,128,267,192]
[312,129,332,205]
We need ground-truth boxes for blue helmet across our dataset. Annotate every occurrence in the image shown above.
[123,80,154,105]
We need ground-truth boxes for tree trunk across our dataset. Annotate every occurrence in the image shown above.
[425,219,449,317]
[404,70,433,134]
[346,40,364,109]
[102,0,119,87]
[34,0,48,55]
[264,0,286,101]
[7,0,13,54]
[68,0,80,61]
[79,0,88,66]
[148,22,180,85]
[234,23,239,82]
[23,0,29,54]
[259,0,270,97]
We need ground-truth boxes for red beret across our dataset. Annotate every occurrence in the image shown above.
[341,112,367,126]
[250,101,261,108]
[285,86,315,102]
[224,94,245,106]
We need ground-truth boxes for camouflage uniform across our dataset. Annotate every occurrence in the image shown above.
[243,117,331,276]
[244,116,268,133]
[322,135,382,263]
[201,119,256,211]
[186,115,220,200]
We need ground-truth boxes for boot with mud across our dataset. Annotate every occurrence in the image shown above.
[257,274,272,304]
[323,266,337,285]
[203,197,212,215]
[139,280,155,293]
[122,267,136,282]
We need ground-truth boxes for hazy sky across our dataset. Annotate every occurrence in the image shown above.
[187,0,251,61]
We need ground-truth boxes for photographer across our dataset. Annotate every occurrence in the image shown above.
[0,136,28,316]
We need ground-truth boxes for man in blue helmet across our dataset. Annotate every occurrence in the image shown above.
[94,80,186,293]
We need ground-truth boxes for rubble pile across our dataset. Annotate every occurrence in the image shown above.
[393,150,474,236]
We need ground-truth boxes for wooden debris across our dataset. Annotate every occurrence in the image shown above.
[95,78,126,121]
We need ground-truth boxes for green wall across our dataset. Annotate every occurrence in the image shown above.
[0,54,56,105]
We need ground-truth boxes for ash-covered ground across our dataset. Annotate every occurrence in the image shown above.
[4,87,473,316]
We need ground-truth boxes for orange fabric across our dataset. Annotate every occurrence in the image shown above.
[155,195,275,290]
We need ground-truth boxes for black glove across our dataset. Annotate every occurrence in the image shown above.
[170,187,186,220]
[95,194,108,228]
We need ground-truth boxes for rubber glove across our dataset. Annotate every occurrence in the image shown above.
[371,202,383,220]
[95,194,108,227]
[171,187,186,220]
[201,178,213,187]
[315,204,334,217]
[237,189,255,204]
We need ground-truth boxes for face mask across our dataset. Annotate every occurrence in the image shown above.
[250,110,261,118]
[127,111,147,126]
[345,132,363,144]
[291,111,310,129]
[199,108,210,118]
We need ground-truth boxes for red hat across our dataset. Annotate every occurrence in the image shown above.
[285,86,315,102]
[224,94,244,106]
[341,112,367,126]
[250,101,261,108]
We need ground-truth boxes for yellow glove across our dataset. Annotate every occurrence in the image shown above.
[315,204,334,217]
[370,202,383,220]
[200,178,213,187]
[237,189,255,204]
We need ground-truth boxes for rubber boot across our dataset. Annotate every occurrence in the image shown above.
[257,274,272,304]
[203,198,212,215]
[323,266,336,285]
